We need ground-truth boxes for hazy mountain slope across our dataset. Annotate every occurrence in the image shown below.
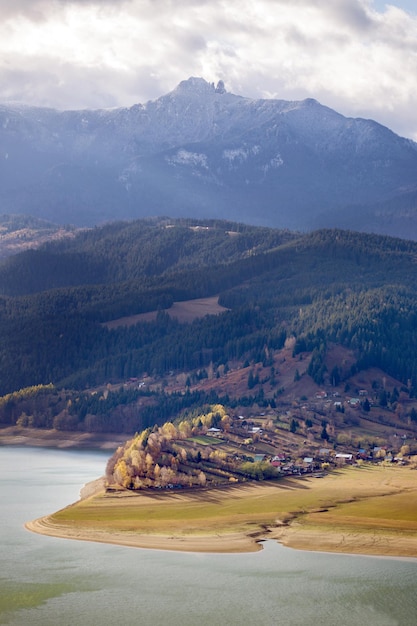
[1,78,417,235]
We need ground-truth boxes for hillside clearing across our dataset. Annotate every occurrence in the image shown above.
[104,296,229,328]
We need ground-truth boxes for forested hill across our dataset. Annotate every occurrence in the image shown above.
[0,218,295,296]
[1,218,417,411]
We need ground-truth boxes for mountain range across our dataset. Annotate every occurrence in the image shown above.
[2,77,417,237]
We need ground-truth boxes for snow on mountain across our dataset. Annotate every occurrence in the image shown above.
[1,77,417,236]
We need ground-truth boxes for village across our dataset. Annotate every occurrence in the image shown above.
[195,390,414,481]
[108,373,417,491]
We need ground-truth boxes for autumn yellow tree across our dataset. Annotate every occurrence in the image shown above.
[198,471,207,486]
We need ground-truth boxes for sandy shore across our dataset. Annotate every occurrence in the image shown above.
[25,470,417,557]
[25,512,417,557]
[26,476,262,553]
[272,525,417,558]
[25,516,262,553]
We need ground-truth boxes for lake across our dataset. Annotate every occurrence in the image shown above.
[0,446,416,626]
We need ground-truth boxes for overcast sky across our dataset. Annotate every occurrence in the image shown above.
[1,0,416,139]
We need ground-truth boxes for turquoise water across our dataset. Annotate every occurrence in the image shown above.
[0,447,416,626]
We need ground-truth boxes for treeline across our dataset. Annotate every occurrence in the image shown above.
[0,382,231,435]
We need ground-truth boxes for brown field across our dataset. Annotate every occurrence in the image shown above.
[26,464,417,557]
[0,227,76,260]
[104,296,229,329]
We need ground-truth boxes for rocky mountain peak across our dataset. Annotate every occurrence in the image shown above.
[215,80,226,94]
[171,77,228,98]
[173,77,216,95]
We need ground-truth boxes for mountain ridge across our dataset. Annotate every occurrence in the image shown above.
[1,77,417,236]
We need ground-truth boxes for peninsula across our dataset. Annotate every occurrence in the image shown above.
[27,463,417,558]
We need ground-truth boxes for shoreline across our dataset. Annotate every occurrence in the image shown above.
[25,477,264,553]
[8,433,416,558]
[0,426,127,451]
[25,507,417,558]
[25,473,417,558]
[25,516,263,553]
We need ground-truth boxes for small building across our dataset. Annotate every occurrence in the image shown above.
[348,398,361,408]
[207,427,222,436]
[335,453,353,464]
[272,454,286,462]
[356,448,368,460]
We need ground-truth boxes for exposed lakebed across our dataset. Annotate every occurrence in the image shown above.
[1,447,416,625]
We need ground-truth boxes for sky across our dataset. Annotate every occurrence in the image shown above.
[1,0,417,140]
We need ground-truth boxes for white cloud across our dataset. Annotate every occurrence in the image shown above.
[0,0,416,139]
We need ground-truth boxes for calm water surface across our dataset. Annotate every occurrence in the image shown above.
[0,446,416,626]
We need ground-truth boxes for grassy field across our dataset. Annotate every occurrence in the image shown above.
[104,296,228,328]
[28,463,417,556]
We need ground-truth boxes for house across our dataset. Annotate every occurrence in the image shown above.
[207,427,221,436]
[315,390,327,399]
[372,446,387,459]
[348,398,361,408]
[319,448,330,456]
[272,454,286,462]
[335,453,353,464]
[356,448,369,460]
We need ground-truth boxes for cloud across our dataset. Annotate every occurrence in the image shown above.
[0,0,416,139]
[0,0,132,21]
[326,0,373,30]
